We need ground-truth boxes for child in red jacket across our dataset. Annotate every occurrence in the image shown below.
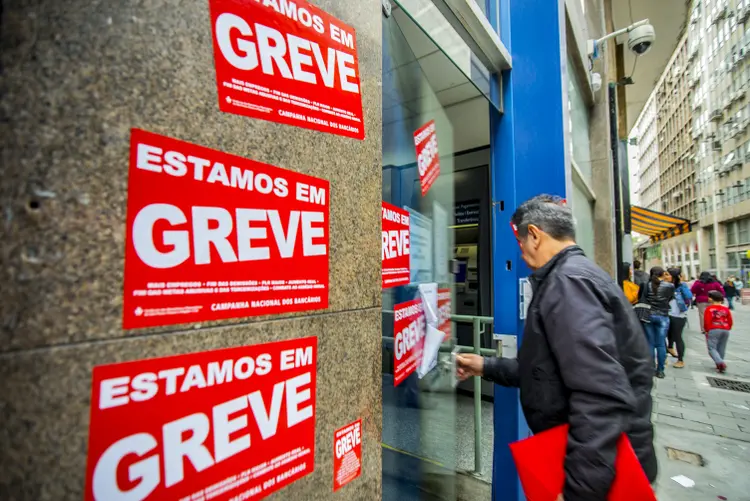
[704,290,733,373]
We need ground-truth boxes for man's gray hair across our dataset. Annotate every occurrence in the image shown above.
[511,194,576,240]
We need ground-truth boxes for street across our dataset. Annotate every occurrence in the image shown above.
[652,302,750,500]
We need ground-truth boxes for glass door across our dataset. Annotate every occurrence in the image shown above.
[381,4,493,499]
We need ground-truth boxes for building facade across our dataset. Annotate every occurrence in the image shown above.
[631,32,702,278]
[691,0,750,279]
[632,93,662,211]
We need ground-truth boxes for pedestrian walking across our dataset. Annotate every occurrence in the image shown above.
[734,275,744,290]
[704,290,733,373]
[666,268,692,368]
[639,267,674,378]
[455,194,657,500]
[723,278,739,310]
[633,259,649,290]
[691,272,726,333]
[622,262,640,305]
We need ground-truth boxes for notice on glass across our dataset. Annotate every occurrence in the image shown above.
[333,419,362,491]
[438,288,451,341]
[413,120,440,195]
[393,299,426,386]
[123,129,329,329]
[84,337,317,501]
[407,208,433,283]
[382,202,410,289]
[209,0,364,139]
[433,201,449,283]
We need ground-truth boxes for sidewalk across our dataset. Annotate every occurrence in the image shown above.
[652,303,750,500]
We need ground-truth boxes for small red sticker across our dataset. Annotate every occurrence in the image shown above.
[208,0,364,139]
[382,202,411,289]
[413,120,440,196]
[333,419,362,491]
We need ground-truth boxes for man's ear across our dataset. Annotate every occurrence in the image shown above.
[527,224,542,246]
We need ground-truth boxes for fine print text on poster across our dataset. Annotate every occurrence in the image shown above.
[333,419,362,491]
[381,202,410,289]
[393,299,426,386]
[413,120,440,196]
[84,337,317,501]
[123,129,329,330]
[209,0,365,139]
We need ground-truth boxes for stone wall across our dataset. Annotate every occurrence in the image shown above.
[0,0,383,499]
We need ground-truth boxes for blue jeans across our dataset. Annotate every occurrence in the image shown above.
[728,296,735,310]
[644,314,670,372]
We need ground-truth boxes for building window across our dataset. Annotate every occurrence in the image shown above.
[728,251,739,268]
[710,253,717,269]
[728,221,737,245]
[740,219,750,244]
[708,226,716,250]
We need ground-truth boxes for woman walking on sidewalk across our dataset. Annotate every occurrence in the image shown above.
[641,266,675,378]
[723,278,739,310]
[691,272,725,333]
[667,268,692,368]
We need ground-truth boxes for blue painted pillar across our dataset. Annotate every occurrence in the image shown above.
[488,0,569,500]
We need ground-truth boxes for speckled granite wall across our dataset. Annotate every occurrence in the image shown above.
[0,0,383,499]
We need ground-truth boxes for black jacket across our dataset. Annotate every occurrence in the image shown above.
[640,280,675,317]
[633,269,649,290]
[484,246,657,500]
[724,282,738,298]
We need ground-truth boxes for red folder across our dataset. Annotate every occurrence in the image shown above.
[509,425,656,501]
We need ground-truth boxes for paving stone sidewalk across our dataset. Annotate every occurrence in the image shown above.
[652,302,750,500]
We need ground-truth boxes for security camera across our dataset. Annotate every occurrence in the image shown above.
[588,19,655,59]
[628,24,655,56]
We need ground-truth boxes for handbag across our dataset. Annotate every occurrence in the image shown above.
[633,303,652,323]
[634,283,652,323]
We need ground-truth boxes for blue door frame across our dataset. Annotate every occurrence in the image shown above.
[487,1,569,500]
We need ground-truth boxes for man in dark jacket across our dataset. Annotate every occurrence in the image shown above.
[456,195,657,500]
[633,259,649,290]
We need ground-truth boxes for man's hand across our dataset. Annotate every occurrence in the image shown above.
[556,495,564,501]
[456,354,484,381]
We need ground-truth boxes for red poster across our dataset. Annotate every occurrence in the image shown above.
[84,337,317,501]
[333,419,362,491]
[123,129,329,330]
[413,120,440,196]
[382,202,410,289]
[208,0,364,140]
[438,288,451,341]
[393,299,425,386]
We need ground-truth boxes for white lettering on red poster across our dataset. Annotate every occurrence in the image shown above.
[123,129,329,330]
[393,299,425,386]
[381,202,410,289]
[333,419,362,491]
[438,288,451,341]
[84,337,317,501]
[413,120,440,196]
[209,0,364,140]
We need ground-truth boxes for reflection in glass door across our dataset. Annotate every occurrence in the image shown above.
[380,4,492,500]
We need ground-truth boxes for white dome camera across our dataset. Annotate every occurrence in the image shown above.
[588,19,655,60]
[628,24,656,56]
